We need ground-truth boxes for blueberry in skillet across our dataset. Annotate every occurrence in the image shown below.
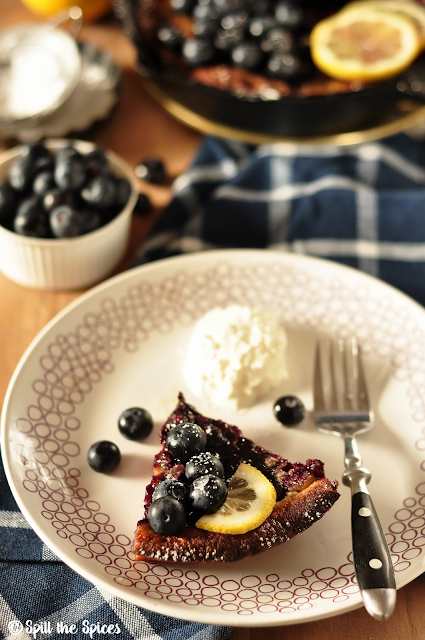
[148,496,186,534]
[166,422,207,462]
[118,407,153,441]
[274,395,305,426]
[87,440,121,473]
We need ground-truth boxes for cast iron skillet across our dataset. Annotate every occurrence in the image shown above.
[115,0,425,137]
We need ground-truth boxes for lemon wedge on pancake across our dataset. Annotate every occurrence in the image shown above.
[310,5,421,81]
[196,463,276,535]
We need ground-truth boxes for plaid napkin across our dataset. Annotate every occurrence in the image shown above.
[134,131,425,308]
[0,464,233,640]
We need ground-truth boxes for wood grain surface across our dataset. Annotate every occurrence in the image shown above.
[1,2,425,637]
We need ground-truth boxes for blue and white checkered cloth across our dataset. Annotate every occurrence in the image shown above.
[134,131,425,309]
[4,128,425,639]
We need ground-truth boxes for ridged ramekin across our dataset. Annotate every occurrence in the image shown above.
[0,139,138,290]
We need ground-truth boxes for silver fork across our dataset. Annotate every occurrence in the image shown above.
[313,337,396,621]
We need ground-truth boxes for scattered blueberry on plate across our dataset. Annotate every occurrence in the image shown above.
[118,407,153,441]
[87,440,121,473]
[273,395,306,427]
[135,158,167,184]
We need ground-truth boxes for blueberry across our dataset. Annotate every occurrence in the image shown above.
[33,154,54,175]
[190,474,227,514]
[33,171,55,196]
[152,478,188,503]
[192,17,219,38]
[133,193,152,216]
[220,11,248,30]
[20,141,49,162]
[267,52,304,79]
[50,205,86,238]
[166,422,207,463]
[231,42,263,69]
[185,452,225,482]
[42,188,74,213]
[193,4,219,22]
[274,1,304,28]
[214,26,244,51]
[135,158,167,184]
[182,38,216,65]
[85,148,108,177]
[249,14,276,38]
[81,174,117,209]
[54,153,87,191]
[87,440,121,473]
[148,496,186,535]
[170,0,194,12]
[273,395,305,426]
[8,156,35,192]
[261,26,294,54]
[0,181,17,222]
[14,198,49,237]
[118,407,153,441]
[114,177,132,209]
[212,0,244,15]
[81,208,103,234]
[157,24,183,48]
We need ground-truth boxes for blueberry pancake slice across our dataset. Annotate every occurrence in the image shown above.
[132,393,339,563]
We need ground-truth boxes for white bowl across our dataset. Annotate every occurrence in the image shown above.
[0,139,138,290]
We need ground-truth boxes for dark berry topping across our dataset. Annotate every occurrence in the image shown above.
[170,0,194,12]
[185,452,225,482]
[274,395,305,426]
[148,496,186,535]
[166,422,207,463]
[249,15,275,38]
[42,188,74,213]
[135,158,167,184]
[87,440,121,473]
[152,478,188,503]
[189,473,227,513]
[33,171,55,196]
[274,1,304,28]
[118,407,153,441]
[267,52,303,79]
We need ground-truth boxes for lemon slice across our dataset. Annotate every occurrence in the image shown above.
[310,6,421,81]
[342,0,425,48]
[196,463,276,535]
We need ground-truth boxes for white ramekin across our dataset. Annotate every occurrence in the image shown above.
[0,139,138,290]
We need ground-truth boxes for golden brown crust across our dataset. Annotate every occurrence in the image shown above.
[132,477,339,563]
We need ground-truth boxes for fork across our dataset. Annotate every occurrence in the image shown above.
[313,337,396,621]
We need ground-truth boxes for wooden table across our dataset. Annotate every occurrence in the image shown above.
[1,2,425,638]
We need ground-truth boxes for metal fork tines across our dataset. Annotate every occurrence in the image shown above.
[313,337,396,622]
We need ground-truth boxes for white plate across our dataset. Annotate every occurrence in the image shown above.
[2,249,425,627]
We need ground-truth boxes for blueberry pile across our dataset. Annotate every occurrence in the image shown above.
[148,423,227,535]
[0,141,133,239]
[157,0,328,82]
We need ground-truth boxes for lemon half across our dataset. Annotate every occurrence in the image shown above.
[196,463,276,535]
[310,6,421,81]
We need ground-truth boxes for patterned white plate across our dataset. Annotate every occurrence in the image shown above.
[3,249,425,627]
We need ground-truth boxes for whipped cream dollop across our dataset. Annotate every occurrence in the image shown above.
[183,305,288,410]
